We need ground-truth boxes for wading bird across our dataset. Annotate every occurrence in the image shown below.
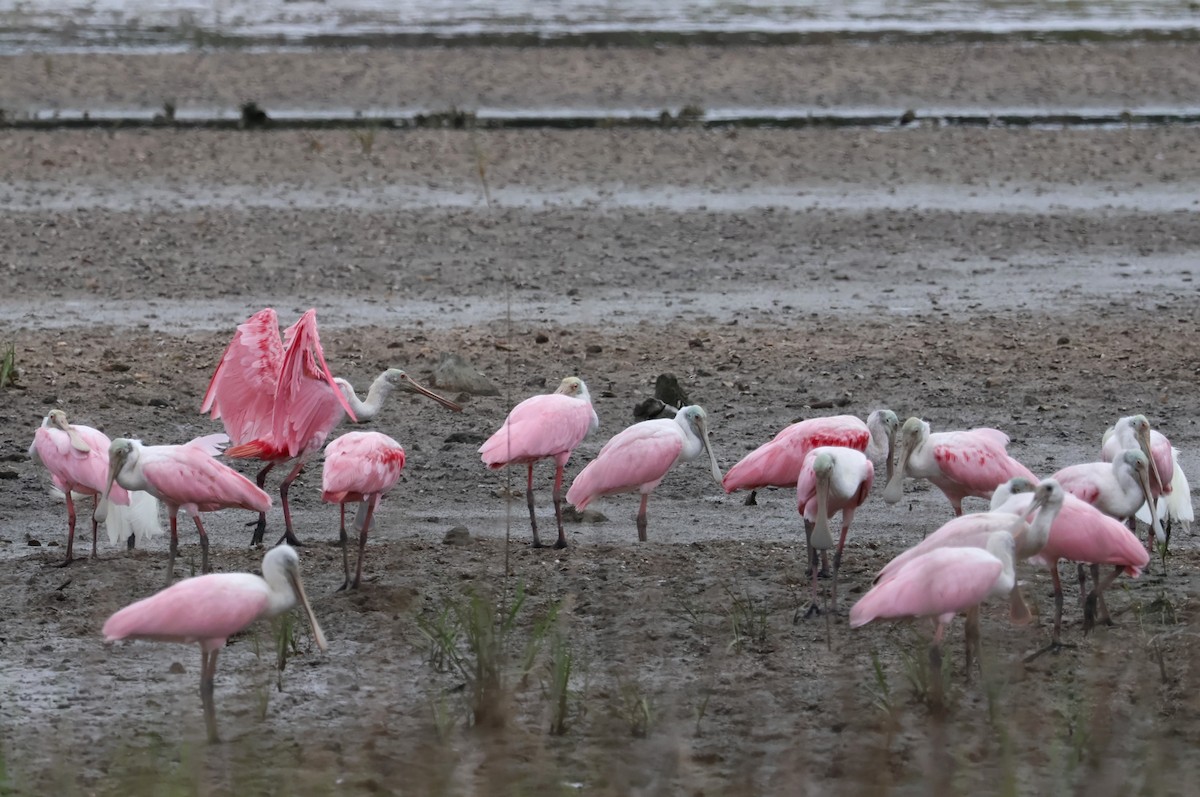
[101,437,271,582]
[882,417,1037,515]
[877,479,1062,585]
[874,479,1065,647]
[995,488,1148,654]
[850,531,1019,711]
[29,410,160,565]
[1055,449,1163,586]
[722,410,898,501]
[479,377,599,548]
[794,446,874,617]
[1101,415,1173,500]
[1054,450,1161,536]
[567,405,722,541]
[202,308,460,546]
[103,545,327,743]
[1101,415,1192,550]
[321,431,406,590]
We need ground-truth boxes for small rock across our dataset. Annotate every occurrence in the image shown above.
[562,507,607,524]
[443,526,472,546]
[0,470,18,480]
[430,353,499,396]
[26,538,41,547]
[168,662,186,674]
[585,344,602,354]
[147,398,170,408]
[1057,336,1070,345]
[535,333,549,344]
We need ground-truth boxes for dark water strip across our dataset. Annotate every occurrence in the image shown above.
[6,107,1200,132]
[4,26,1200,52]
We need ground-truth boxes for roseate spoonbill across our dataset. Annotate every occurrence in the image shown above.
[1101,415,1173,499]
[479,376,599,548]
[29,410,160,565]
[103,545,327,743]
[988,476,1037,509]
[1055,447,1164,589]
[321,431,406,590]
[881,417,1037,515]
[722,410,898,501]
[1053,450,1160,534]
[203,308,460,546]
[850,531,1018,709]
[794,446,873,618]
[101,437,271,583]
[877,479,1063,586]
[566,405,722,542]
[1135,459,1193,542]
[995,489,1148,654]
[876,479,1065,645]
[1102,415,1193,551]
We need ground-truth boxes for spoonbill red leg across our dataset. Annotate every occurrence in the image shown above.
[344,497,379,591]
[830,515,856,612]
[551,460,568,549]
[636,494,650,542]
[89,495,101,557]
[201,648,221,743]
[57,491,81,567]
[248,463,276,545]
[164,512,213,584]
[929,620,947,716]
[793,521,822,622]
[525,463,543,548]
[338,504,351,589]
[963,605,981,682]
[1024,565,1078,661]
[1083,565,1123,634]
[275,460,307,547]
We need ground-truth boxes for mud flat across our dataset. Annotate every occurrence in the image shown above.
[2,38,1200,796]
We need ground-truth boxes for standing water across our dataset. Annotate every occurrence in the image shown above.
[1,0,1198,50]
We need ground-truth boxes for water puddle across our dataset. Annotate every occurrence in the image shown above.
[2,253,1194,333]
[2,0,1200,51]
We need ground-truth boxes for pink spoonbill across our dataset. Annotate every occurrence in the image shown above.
[321,431,407,590]
[874,478,1065,651]
[29,410,160,565]
[850,530,1019,710]
[103,544,327,743]
[203,308,460,546]
[882,417,1037,515]
[994,486,1148,654]
[794,446,874,618]
[1101,415,1192,550]
[722,410,898,502]
[566,405,722,541]
[479,376,599,548]
[1101,415,1173,500]
[1055,449,1164,585]
[101,436,271,583]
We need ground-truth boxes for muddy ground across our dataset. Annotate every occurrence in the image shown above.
[2,42,1200,796]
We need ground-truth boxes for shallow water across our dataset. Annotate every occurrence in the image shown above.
[3,0,1200,51]
[3,250,1193,334]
